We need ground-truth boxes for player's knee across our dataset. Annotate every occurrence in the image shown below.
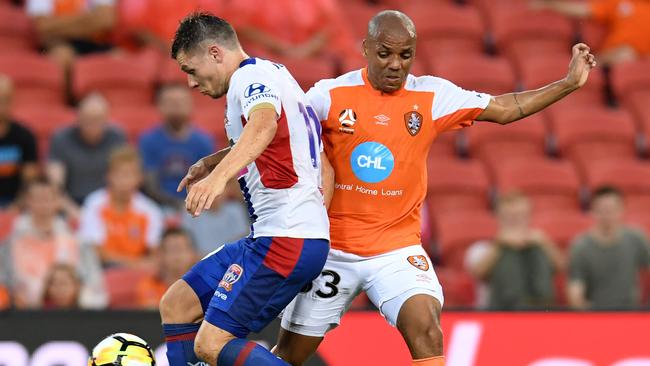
[159,281,199,323]
[274,345,306,366]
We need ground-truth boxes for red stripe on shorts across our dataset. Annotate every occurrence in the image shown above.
[262,237,305,277]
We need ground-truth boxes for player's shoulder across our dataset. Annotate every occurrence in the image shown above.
[404,74,459,93]
[311,69,365,94]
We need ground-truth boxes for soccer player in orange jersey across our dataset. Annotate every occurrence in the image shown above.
[272,11,597,366]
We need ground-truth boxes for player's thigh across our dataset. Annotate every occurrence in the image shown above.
[159,279,203,324]
[281,250,362,338]
[364,245,444,327]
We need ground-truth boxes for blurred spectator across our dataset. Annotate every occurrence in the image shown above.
[26,0,116,69]
[135,227,198,309]
[466,192,564,310]
[47,93,125,204]
[230,0,357,67]
[0,75,38,208]
[568,186,650,310]
[117,0,223,53]
[182,179,250,256]
[41,263,81,309]
[0,284,9,310]
[78,145,162,268]
[0,177,104,309]
[532,0,650,65]
[139,84,214,209]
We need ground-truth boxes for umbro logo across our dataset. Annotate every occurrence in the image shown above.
[374,114,390,125]
[187,362,209,366]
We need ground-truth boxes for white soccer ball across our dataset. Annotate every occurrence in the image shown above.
[88,333,156,366]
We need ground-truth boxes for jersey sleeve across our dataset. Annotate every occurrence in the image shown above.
[25,0,53,16]
[232,66,282,120]
[143,199,163,249]
[306,80,332,122]
[78,194,106,246]
[430,78,491,133]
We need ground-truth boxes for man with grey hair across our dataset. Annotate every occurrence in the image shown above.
[273,10,597,366]
[47,92,125,204]
[0,74,38,207]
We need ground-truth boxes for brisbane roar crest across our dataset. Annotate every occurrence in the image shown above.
[407,255,430,271]
[404,110,423,136]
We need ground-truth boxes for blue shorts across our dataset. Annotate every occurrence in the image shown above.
[182,236,329,338]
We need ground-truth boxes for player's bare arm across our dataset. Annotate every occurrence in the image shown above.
[185,106,278,216]
[321,152,335,209]
[477,43,596,124]
[176,146,232,193]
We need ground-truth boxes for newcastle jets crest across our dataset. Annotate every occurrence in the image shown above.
[404,110,422,136]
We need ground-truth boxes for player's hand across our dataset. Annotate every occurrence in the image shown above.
[565,43,597,90]
[177,159,210,193]
[185,172,226,217]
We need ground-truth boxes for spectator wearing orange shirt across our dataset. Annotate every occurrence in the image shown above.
[533,0,650,65]
[230,0,357,71]
[135,227,198,309]
[0,284,10,310]
[78,145,163,269]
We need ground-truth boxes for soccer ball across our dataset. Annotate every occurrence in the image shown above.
[88,333,156,366]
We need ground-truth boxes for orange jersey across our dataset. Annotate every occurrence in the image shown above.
[135,275,167,309]
[590,0,650,54]
[307,68,490,256]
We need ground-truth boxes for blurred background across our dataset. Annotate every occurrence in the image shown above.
[0,0,649,365]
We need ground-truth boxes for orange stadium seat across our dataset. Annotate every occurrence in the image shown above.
[494,157,582,211]
[547,106,638,170]
[0,53,65,108]
[111,106,160,143]
[532,210,592,250]
[610,59,650,105]
[435,267,476,307]
[430,55,516,95]
[343,1,391,41]
[518,54,605,106]
[0,3,35,52]
[158,57,186,85]
[73,53,158,106]
[578,20,607,52]
[405,2,485,57]
[429,129,459,158]
[104,267,151,309]
[626,90,650,151]
[276,56,337,91]
[426,157,491,215]
[435,210,497,270]
[583,159,650,214]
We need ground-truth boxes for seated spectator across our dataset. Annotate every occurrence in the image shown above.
[26,0,116,69]
[48,93,125,205]
[78,145,163,268]
[230,0,356,69]
[0,75,38,208]
[466,191,564,310]
[181,179,250,256]
[0,178,100,309]
[139,84,214,210]
[532,0,650,65]
[568,186,650,310]
[0,284,9,310]
[135,227,198,309]
[41,263,81,309]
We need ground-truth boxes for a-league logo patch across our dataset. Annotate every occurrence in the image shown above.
[407,255,430,271]
[404,111,423,136]
[219,264,243,291]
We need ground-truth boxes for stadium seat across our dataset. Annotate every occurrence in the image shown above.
[14,106,75,158]
[626,90,650,152]
[434,266,476,308]
[104,267,152,309]
[0,3,35,53]
[405,2,485,57]
[435,211,497,270]
[275,56,337,91]
[546,106,638,170]
[426,157,491,215]
[578,20,607,52]
[493,157,582,211]
[0,53,65,108]
[627,213,650,238]
[193,100,228,148]
[429,129,460,158]
[158,57,186,85]
[343,1,392,42]
[610,59,650,105]
[532,210,592,250]
[518,54,605,106]
[111,106,161,143]
[582,159,650,214]
[430,55,516,95]
[73,53,158,106]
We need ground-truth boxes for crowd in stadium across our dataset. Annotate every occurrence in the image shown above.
[0,0,649,312]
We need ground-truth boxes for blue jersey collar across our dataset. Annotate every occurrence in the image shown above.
[239,58,256,68]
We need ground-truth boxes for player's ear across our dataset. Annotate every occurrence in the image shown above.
[362,39,368,57]
[207,44,223,62]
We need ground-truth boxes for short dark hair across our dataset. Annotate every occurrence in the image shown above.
[592,185,624,201]
[160,227,197,251]
[171,12,238,59]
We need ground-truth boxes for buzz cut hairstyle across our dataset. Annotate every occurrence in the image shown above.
[171,12,239,59]
[367,10,417,39]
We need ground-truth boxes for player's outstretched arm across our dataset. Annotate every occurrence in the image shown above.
[185,107,278,216]
[477,43,597,125]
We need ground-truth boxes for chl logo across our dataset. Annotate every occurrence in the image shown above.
[244,83,270,98]
[350,142,394,183]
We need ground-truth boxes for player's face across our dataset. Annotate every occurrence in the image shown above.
[591,194,624,229]
[177,46,228,99]
[364,32,415,93]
